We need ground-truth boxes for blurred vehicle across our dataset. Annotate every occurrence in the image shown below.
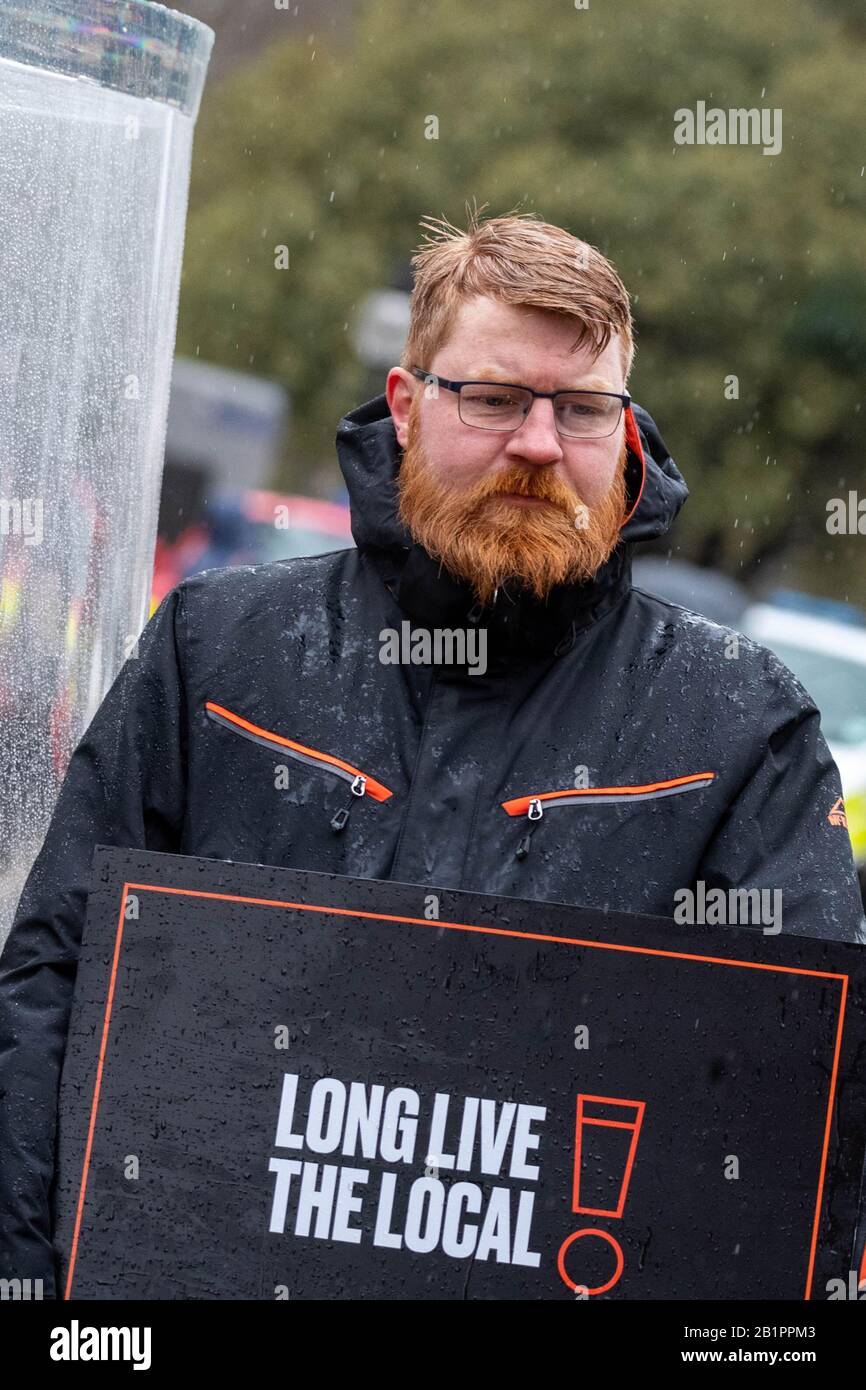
[151,534,185,615]
[632,556,750,627]
[755,587,866,627]
[150,488,353,612]
[741,601,866,901]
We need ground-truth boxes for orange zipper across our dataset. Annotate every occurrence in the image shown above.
[503,771,716,818]
[204,701,393,802]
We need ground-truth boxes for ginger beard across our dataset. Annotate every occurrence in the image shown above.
[396,395,629,607]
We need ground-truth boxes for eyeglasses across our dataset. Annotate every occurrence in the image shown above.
[410,366,630,440]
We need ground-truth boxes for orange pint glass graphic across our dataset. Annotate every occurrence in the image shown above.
[557,1093,646,1295]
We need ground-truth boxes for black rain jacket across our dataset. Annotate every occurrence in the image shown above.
[2,393,864,1294]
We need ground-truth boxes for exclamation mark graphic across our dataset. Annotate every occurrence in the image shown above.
[557,1093,646,1295]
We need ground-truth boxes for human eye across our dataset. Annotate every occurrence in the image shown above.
[463,385,520,409]
[478,388,515,404]
[559,393,611,418]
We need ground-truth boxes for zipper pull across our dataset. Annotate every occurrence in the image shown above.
[515,798,543,859]
[330,774,366,832]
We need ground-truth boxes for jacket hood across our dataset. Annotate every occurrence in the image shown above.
[335,392,688,664]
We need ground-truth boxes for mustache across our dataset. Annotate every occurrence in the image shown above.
[466,466,580,513]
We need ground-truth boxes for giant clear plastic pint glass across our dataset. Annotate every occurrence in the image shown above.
[0,2,213,942]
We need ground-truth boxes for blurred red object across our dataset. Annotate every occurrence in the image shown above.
[149,491,352,616]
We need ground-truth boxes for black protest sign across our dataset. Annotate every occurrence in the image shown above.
[54,846,866,1300]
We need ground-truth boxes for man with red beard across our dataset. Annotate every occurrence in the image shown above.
[1,209,864,1294]
[393,300,629,611]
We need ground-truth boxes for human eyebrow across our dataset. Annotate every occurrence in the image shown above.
[465,368,618,393]
[561,375,617,392]
[463,367,518,382]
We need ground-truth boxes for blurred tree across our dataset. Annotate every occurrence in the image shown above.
[178,0,865,599]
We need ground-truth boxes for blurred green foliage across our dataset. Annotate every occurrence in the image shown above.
[179,0,866,599]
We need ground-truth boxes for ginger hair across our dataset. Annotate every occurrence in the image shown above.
[400,203,635,381]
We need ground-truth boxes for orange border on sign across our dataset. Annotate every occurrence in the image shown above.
[63,880,852,1302]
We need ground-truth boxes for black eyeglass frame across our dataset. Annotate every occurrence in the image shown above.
[409,366,631,438]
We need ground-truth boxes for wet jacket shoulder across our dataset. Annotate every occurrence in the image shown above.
[625,585,866,943]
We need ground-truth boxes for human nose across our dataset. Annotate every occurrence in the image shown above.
[504,396,564,465]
